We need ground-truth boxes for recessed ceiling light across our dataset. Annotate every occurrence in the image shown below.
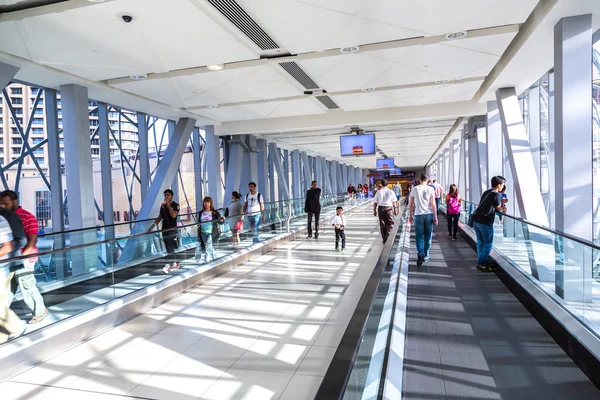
[130,74,147,80]
[361,87,375,92]
[340,46,359,54]
[207,64,224,71]
[445,31,467,40]
[207,105,218,108]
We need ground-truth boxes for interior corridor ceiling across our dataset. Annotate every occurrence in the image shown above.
[0,0,599,168]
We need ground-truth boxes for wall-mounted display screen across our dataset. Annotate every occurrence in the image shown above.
[376,158,395,170]
[340,134,376,156]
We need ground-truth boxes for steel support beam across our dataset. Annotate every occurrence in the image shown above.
[137,112,150,199]
[529,85,542,182]
[315,156,324,189]
[331,161,339,196]
[60,84,97,276]
[205,125,223,208]
[167,121,179,202]
[98,102,116,266]
[268,148,276,201]
[466,121,480,203]
[554,15,593,302]
[224,137,245,206]
[548,72,556,228]
[475,118,487,196]
[291,150,302,199]
[269,143,291,200]
[457,127,466,196]
[192,128,203,212]
[256,139,269,202]
[44,88,67,278]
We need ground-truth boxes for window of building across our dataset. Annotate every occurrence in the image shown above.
[32,118,44,125]
[57,110,62,117]
[0,117,2,124]
[12,138,22,145]
[11,98,22,105]
[35,157,44,166]
[11,117,23,125]
[91,139,100,146]
[0,128,2,135]
[31,88,40,96]
[58,121,63,128]
[10,87,22,95]
[32,128,44,135]
[35,190,51,228]
[13,107,22,115]
[0,149,4,156]
[33,148,44,156]
[11,147,20,155]
[32,138,43,145]
[90,120,99,127]
[34,108,43,116]
[11,128,19,135]
[91,148,100,155]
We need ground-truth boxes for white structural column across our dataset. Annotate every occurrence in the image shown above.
[205,126,223,208]
[268,148,276,201]
[300,152,311,191]
[167,121,179,202]
[475,118,487,194]
[192,128,203,212]
[60,84,97,275]
[548,72,556,228]
[443,148,450,191]
[458,126,467,197]
[248,135,258,185]
[331,161,339,195]
[496,88,548,226]
[269,143,291,200]
[486,101,503,182]
[137,112,150,199]
[256,139,269,202]
[467,120,480,203]
[98,103,116,266]
[224,136,245,206]
[447,140,455,187]
[529,85,542,182]
[315,156,324,187]
[554,15,593,302]
[291,150,302,199]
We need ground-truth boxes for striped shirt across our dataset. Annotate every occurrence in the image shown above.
[15,206,38,252]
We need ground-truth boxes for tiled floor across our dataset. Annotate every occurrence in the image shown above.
[2,203,383,400]
[402,222,600,400]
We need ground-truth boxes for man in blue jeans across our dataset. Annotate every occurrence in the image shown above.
[243,182,265,243]
[472,176,506,271]
[409,173,438,267]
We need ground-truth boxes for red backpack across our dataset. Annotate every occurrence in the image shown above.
[447,194,461,214]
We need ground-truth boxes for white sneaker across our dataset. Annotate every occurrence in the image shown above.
[162,264,171,274]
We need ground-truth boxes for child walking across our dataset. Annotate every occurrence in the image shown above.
[332,206,347,252]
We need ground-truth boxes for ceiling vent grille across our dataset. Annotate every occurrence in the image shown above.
[279,61,320,90]
[207,0,279,50]
[316,95,339,110]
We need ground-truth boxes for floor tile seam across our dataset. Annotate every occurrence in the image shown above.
[8,380,149,400]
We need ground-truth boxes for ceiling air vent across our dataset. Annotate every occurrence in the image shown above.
[316,95,339,110]
[279,61,319,90]
[207,0,279,50]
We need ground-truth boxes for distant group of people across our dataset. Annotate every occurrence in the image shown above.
[149,182,265,274]
[1,190,48,344]
[407,173,508,271]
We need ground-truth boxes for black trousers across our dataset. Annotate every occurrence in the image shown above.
[378,206,394,243]
[447,213,459,238]
[307,211,320,236]
[335,228,346,249]
[162,233,178,254]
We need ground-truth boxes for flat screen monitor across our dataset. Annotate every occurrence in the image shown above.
[376,158,395,171]
[340,134,376,157]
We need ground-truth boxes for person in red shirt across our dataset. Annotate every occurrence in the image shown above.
[1,190,48,324]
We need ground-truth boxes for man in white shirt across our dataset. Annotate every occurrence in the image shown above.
[409,173,438,266]
[392,183,402,201]
[243,182,265,243]
[373,180,398,243]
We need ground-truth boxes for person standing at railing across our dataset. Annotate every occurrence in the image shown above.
[445,184,461,240]
[373,179,398,244]
[0,190,48,324]
[148,189,180,274]
[0,215,25,344]
[243,182,265,244]
[305,181,321,239]
[226,192,244,246]
[197,197,224,262]
[472,176,506,272]
[409,174,438,267]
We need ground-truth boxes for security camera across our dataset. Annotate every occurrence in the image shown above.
[121,14,134,23]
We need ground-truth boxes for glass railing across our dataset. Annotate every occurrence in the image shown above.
[2,192,368,343]
[440,197,600,340]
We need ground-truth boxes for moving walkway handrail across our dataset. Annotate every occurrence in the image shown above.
[461,199,600,251]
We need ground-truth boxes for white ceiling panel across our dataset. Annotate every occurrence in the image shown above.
[444,32,517,57]
[266,98,325,119]
[0,21,31,59]
[198,103,280,121]
[298,53,395,92]
[367,64,447,88]
[332,92,414,112]
[114,79,187,109]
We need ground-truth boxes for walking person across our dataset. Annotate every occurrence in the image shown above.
[305,181,321,239]
[332,206,347,252]
[409,174,438,267]
[197,197,224,262]
[1,190,48,324]
[243,182,265,243]
[473,176,506,272]
[392,182,402,201]
[445,184,461,240]
[0,215,25,344]
[433,180,443,214]
[373,179,398,244]
[148,189,180,274]
[226,191,244,246]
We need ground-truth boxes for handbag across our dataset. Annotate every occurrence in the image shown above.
[235,220,244,231]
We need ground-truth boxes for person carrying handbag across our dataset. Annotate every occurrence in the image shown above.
[197,196,224,263]
[227,191,244,246]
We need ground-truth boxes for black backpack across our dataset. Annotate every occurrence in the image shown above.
[0,208,26,248]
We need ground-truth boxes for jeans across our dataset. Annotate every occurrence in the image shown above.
[474,221,494,266]
[414,214,434,257]
[200,231,217,261]
[435,197,440,213]
[447,213,459,238]
[248,214,261,243]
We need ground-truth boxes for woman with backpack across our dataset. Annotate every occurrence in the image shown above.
[446,184,461,240]
[197,196,224,263]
